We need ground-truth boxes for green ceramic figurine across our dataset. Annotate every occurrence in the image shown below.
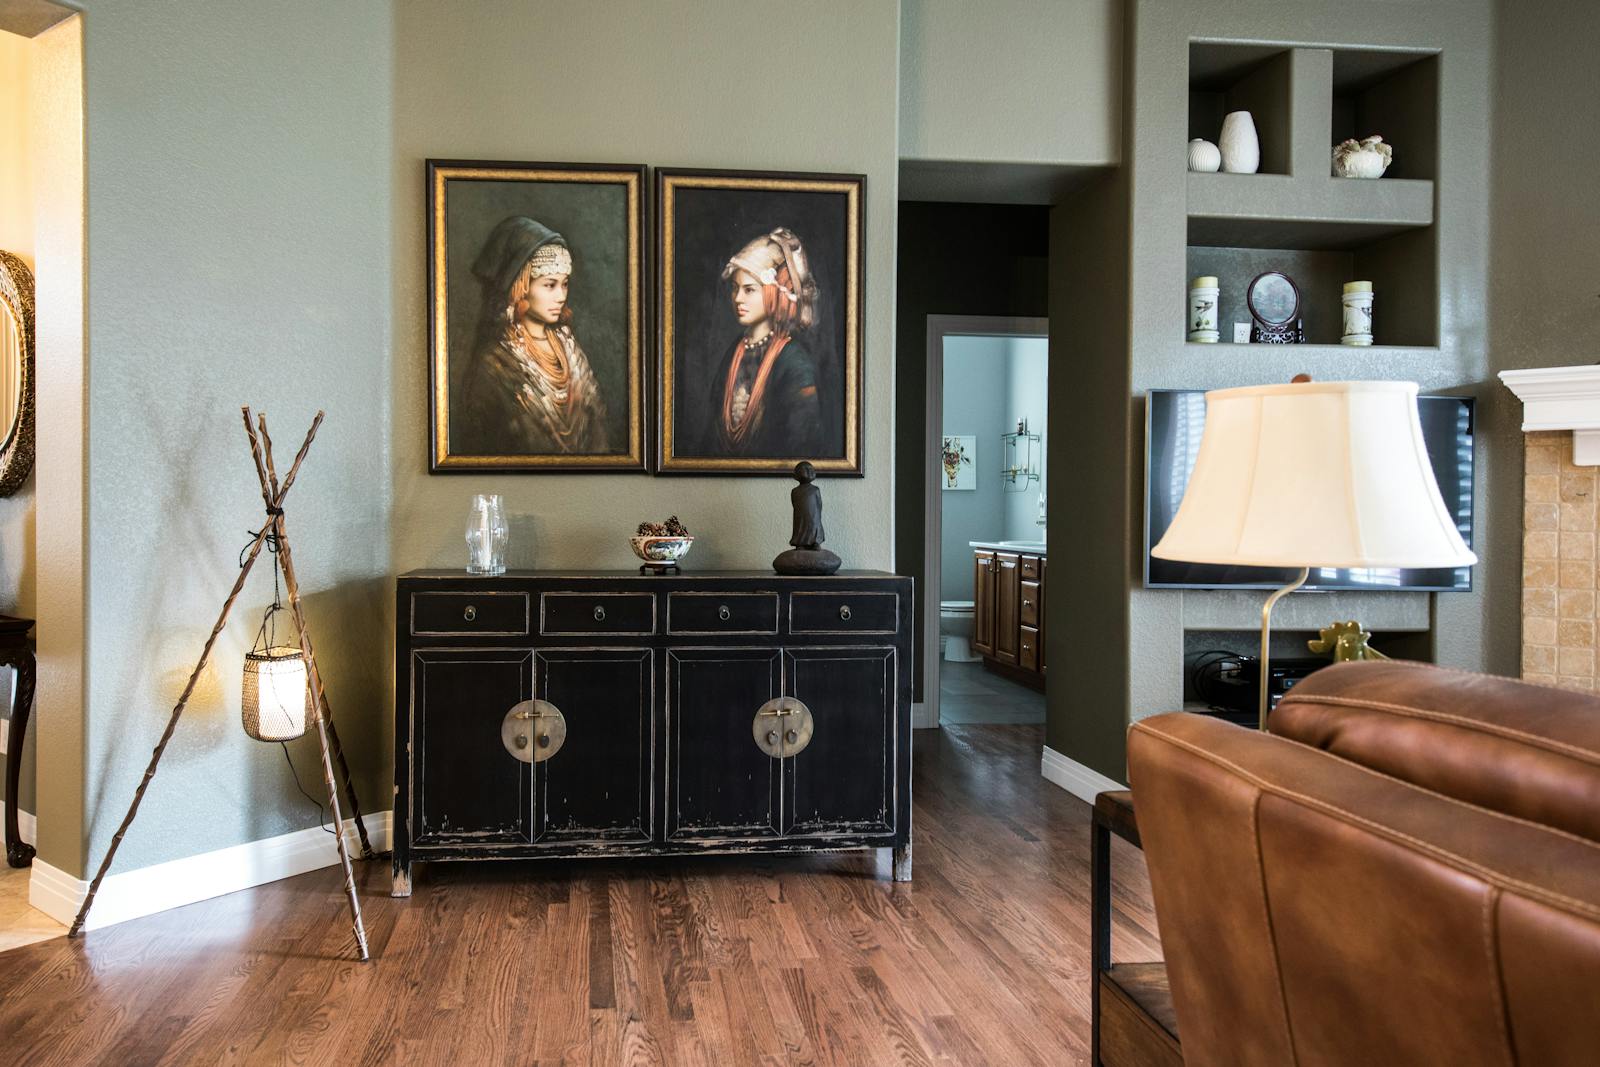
[1308,620,1389,662]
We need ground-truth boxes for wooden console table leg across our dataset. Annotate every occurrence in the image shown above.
[4,642,36,868]
[892,842,912,882]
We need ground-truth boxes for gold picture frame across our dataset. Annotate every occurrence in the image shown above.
[428,160,647,472]
[656,168,864,476]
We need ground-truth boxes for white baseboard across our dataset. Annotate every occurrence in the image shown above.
[29,810,392,931]
[1041,745,1126,805]
[0,800,36,845]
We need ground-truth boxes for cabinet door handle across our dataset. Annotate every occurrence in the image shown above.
[718,604,732,621]
[463,604,477,622]
[502,700,566,763]
[839,605,852,621]
[593,605,607,622]
[753,697,814,758]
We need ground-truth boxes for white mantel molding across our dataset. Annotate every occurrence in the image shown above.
[1500,365,1600,465]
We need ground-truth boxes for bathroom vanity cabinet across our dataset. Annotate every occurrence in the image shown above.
[392,570,914,895]
[970,545,1046,688]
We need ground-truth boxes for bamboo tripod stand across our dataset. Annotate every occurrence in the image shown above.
[69,408,373,961]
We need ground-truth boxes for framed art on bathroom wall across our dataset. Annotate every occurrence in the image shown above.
[655,168,864,476]
[942,435,976,490]
[427,159,648,473]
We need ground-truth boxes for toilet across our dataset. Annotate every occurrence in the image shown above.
[939,600,982,662]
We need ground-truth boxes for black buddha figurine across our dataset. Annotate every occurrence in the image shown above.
[773,462,841,575]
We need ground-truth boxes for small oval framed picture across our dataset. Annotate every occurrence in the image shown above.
[428,159,647,472]
[656,168,864,476]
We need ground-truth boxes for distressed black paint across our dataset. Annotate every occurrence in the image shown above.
[394,570,914,894]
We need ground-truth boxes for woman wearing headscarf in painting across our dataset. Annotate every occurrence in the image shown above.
[704,227,825,458]
[457,216,611,457]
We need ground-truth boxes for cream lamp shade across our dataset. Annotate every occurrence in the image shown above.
[1151,380,1476,569]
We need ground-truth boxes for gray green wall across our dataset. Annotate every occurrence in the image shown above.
[389,0,900,577]
[1046,0,1502,780]
[899,0,1121,166]
[55,0,900,882]
[77,0,395,875]
[1483,0,1600,666]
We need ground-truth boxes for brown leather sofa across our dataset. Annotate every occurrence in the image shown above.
[1127,660,1600,1066]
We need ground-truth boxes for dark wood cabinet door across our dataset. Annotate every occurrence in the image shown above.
[412,648,533,845]
[665,648,783,841]
[1039,556,1048,676]
[533,648,653,846]
[973,551,996,655]
[995,552,1021,665]
[784,647,896,837]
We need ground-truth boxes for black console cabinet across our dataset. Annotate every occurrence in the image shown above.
[393,570,913,895]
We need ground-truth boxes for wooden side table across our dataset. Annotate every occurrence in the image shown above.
[1,614,36,867]
[1092,789,1180,1067]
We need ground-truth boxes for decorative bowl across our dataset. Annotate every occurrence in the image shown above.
[630,534,694,571]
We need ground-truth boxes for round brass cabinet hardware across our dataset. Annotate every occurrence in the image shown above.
[593,605,607,622]
[839,605,852,621]
[501,700,567,763]
[718,604,732,622]
[463,604,477,622]
[752,696,814,758]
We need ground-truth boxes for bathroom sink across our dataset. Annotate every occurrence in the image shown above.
[996,540,1047,551]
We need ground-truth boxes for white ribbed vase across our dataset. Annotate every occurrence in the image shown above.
[1187,138,1221,172]
[1219,111,1260,174]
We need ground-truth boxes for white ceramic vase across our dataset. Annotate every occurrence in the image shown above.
[1187,138,1221,172]
[1219,111,1260,174]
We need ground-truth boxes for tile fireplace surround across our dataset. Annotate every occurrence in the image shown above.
[1502,366,1600,690]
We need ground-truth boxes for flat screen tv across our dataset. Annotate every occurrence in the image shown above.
[1144,389,1474,591]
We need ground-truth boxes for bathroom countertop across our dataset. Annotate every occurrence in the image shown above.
[968,540,1048,555]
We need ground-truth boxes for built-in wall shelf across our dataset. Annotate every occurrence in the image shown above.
[1184,41,1441,348]
[1187,172,1433,250]
[1187,239,1437,346]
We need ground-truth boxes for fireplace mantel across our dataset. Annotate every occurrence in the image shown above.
[1500,365,1600,465]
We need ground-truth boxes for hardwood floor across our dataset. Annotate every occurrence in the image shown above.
[0,725,1158,1066]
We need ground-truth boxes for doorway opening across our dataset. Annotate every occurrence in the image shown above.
[922,315,1048,729]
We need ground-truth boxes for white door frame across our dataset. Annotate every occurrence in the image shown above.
[920,314,1049,729]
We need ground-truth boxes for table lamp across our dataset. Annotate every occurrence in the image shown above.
[1151,379,1476,729]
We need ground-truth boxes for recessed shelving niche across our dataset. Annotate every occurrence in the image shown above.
[1188,43,1292,175]
[1183,42,1441,348]
[1332,50,1439,181]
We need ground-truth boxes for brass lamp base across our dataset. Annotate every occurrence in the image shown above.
[1259,567,1311,730]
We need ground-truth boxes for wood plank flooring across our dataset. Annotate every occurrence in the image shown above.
[0,725,1159,1066]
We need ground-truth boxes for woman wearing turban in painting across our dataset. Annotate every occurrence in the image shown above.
[457,216,611,456]
[702,227,824,458]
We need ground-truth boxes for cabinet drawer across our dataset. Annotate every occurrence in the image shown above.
[1019,625,1040,672]
[1019,580,1041,628]
[411,592,529,636]
[788,591,898,634]
[1021,555,1041,580]
[667,592,779,634]
[540,593,656,635]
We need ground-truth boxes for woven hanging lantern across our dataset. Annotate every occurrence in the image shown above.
[242,644,311,741]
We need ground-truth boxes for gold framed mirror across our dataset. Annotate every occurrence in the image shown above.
[0,251,35,495]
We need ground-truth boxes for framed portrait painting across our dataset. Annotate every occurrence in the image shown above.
[428,159,647,472]
[656,168,864,475]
